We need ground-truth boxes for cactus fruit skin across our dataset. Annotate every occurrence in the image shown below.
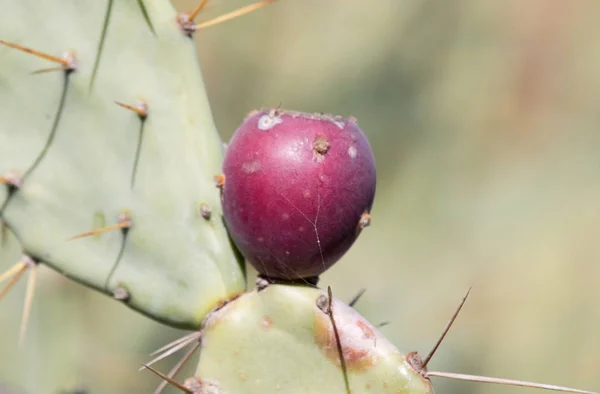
[194,284,433,394]
[0,0,245,329]
[222,109,377,279]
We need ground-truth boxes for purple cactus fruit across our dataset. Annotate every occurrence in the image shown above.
[221,109,376,280]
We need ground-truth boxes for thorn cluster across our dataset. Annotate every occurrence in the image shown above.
[177,0,279,35]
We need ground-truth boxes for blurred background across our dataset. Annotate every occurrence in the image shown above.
[1,0,600,393]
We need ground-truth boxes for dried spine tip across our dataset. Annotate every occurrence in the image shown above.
[141,364,193,394]
[0,40,77,71]
[419,287,472,371]
[358,213,372,229]
[115,100,148,119]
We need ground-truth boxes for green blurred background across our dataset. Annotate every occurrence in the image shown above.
[1,0,600,393]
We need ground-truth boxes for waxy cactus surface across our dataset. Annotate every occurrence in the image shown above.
[194,284,433,394]
[0,0,245,330]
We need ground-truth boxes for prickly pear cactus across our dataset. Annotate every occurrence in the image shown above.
[3,2,598,394]
[0,0,245,329]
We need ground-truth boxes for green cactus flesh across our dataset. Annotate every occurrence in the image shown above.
[0,0,245,329]
[193,284,434,394]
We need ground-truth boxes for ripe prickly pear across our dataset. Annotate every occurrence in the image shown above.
[222,109,377,280]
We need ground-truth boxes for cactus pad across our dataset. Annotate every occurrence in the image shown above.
[0,0,245,329]
[193,284,434,394]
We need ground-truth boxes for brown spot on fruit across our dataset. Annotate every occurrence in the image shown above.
[313,135,329,155]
